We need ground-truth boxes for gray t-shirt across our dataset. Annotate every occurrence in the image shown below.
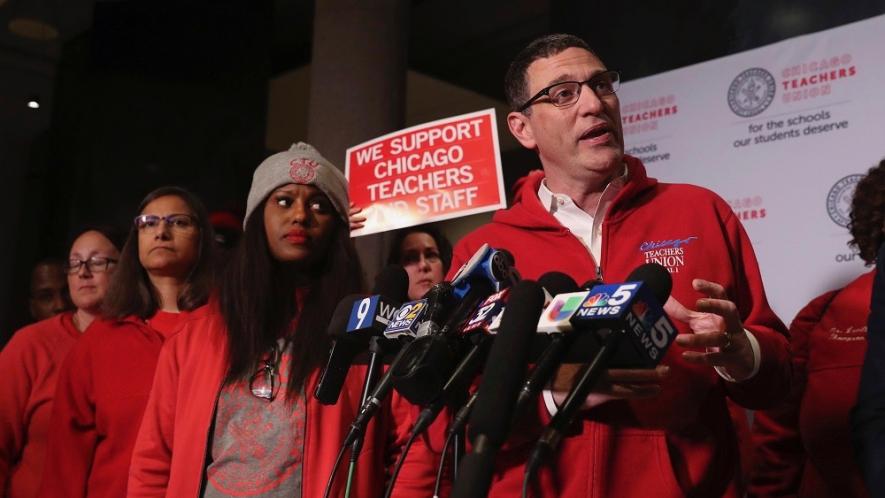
[203,341,305,497]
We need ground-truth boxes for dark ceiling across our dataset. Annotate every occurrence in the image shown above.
[2,0,884,128]
[262,0,885,100]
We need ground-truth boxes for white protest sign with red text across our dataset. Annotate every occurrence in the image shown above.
[345,108,506,237]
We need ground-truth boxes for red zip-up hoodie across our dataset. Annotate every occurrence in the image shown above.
[449,156,791,498]
[127,302,440,498]
[751,270,872,498]
[38,310,196,498]
[0,312,80,498]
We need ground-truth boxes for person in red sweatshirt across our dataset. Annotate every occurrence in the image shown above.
[128,143,438,498]
[26,258,71,324]
[446,34,791,497]
[750,161,885,498]
[39,187,216,498]
[1,226,123,498]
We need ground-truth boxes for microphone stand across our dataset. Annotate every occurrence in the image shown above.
[343,336,384,498]
[522,329,623,497]
[384,335,487,498]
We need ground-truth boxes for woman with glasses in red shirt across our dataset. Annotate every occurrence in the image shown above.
[1,226,123,498]
[39,187,215,498]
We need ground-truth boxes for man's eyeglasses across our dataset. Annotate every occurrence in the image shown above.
[518,70,621,112]
[249,344,283,401]
[64,257,118,274]
[134,214,197,232]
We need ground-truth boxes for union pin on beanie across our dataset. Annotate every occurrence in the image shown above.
[244,142,349,229]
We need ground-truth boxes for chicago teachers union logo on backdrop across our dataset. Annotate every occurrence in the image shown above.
[827,174,863,227]
[728,68,776,117]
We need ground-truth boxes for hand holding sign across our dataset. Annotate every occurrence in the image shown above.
[348,202,366,231]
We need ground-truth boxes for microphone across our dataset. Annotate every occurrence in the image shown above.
[461,288,509,335]
[579,277,603,290]
[450,243,519,300]
[314,295,366,405]
[450,280,546,498]
[523,263,675,485]
[538,272,581,300]
[385,283,459,405]
[391,247,516,406]
[407,287,512,438]
[314,265,408,405]
[442,245,518,336]
[341,284,455,448]
[514,272,580,412]
[415,282,457,337]
[343,245,516,446]
[383,281,455,340]
[443,272,577,442]
[383,298,431,339]
[569,262,674,367]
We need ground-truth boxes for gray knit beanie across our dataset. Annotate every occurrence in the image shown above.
[244,142,349,229]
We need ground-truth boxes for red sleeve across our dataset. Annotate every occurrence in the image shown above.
[720,212,792,409]
[748,290,837,497]
[127,333,181,497]
[37,331,98,498]
[385,393,447,498]
[0,328,37,490]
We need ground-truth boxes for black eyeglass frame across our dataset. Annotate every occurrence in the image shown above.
[133,213,198,232]
[517,70,621,112]
[64,256,118,274]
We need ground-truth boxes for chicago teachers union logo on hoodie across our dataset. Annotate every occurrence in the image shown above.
[639,236,698,273]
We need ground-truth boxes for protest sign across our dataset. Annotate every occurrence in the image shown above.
[345,108,506,236]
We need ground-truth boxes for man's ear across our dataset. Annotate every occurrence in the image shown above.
[507,111,537,150]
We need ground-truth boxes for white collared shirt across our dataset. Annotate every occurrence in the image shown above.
[536,169,627,267]
[537,166,761,415]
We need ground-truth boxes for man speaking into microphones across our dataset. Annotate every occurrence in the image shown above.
[446,34,791,498]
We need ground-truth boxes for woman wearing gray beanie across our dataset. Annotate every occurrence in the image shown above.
[127,143,437,498]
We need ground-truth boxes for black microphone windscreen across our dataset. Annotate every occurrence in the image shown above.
[497,248,516,266]
[327,294,363,338]
[372,265,410,302]
[626,263,672,303]
[537,272,578,296]
[449,446,497,498]
[468,279,545,445]
[580,278,603,289]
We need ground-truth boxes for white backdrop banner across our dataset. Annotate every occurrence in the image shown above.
[619,14,885,324]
